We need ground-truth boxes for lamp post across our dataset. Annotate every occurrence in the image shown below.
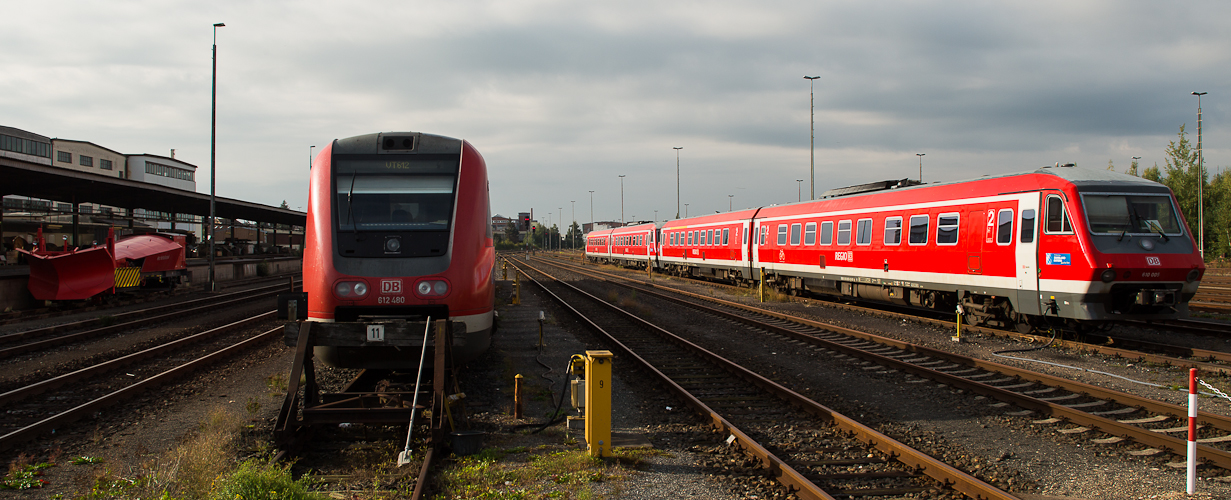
[619,175,626,226]
[570,200,575,250]
[916,153,925,183]
[1193,91,1208,259]
[558,207,562,251]
[209,22,225,292]
[804,75,820,200]
[728,194,734,212]
[589,190,594,231]
[673,147,683,218]
[796,179,803,201]
[684,203,689,217]
[1131,156,1141,175]
[309,145,315,169]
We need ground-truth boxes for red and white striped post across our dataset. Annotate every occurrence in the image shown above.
[1188,367,1197,494]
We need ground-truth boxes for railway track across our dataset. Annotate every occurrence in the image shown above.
[527,254,1231,473]
[508,256,1018,499]
[542,252,1231,377]
[0,312,282,451]
[0,278,298,360]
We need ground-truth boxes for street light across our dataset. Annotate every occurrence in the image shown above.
[1131,156,1141,175]
[673,147,683,218]
[1193,91,1208,259]
[796,179,803,202]
[728,194,734,211]
[684,203,689,218]
[209,21,225,293]
[589,190,595,231]
[619,175,626,226]
[570,200,575,250]
[558,207,562,251]
[309,145,315,169]
[804,75,820,200]
[916,153,925,183]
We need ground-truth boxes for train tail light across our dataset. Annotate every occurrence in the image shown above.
[334,281,369,299]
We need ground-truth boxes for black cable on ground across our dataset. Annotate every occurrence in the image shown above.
[506,356,578,433]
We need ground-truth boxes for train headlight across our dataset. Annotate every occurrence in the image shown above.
[1187,269,1201,283]
[385,237,401,253]
[334,281,369,299]
[415,279,450,297]
[1100,269,1117,283]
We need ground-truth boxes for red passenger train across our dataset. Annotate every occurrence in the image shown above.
[586,165,1205,330]
[301,131,494,368]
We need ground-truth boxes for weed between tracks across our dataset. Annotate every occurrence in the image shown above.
[434,445,659,499]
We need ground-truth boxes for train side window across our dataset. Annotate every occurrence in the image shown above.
[723,228,729,245]
[760,226,767,245]
[937,213,960,245]
[804,222,817,245]
[1021,209,1036,243]
[777,225,788,245]
[707,229,714,245]
[884,217,902,245]
[908,215,929,245]
[1045,195,1073,234]
[820,221,833,245]
[790,223,802,245]
[837,220,852,245]
[997,209,1014,245]
[856,219,873,245]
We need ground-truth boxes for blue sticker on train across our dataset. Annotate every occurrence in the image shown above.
[1046,253,1070,265]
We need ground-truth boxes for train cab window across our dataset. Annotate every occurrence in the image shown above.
[837,220,852,245]
[790,223,802,245]
[997,209,1014,245]
[804,222,817,245]
[819,221,833,245]
[908,215,929,245]
[1045,195,1073,234]
[777,225,788,245]
[856,219,873,245]
[884,217,902,245]
[723,228,729,245]
[336,174,455,232]
[937,213,960,245]
[1020,209,1036,243]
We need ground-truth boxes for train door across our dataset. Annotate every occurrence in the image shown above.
[965,207,985,274]
[1014,193,1043,315]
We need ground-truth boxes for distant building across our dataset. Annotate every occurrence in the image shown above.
[126,153,198,191]
[583,221,621,233]
[0,126,52,165]
[51,139,128,179]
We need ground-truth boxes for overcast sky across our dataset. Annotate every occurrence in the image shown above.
[3,1,1229,227]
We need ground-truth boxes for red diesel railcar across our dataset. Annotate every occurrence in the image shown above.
[302,131,495,367]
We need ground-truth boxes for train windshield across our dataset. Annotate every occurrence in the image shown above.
[1080,193,1182,235]
[335,175,455,231]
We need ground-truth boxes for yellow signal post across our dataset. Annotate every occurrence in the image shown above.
[584,350,613,457]
[512,271,521,305]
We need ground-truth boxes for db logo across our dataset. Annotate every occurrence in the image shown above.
[1145,257,1161,267]
[381,279,402,294]
[779,250,786,262]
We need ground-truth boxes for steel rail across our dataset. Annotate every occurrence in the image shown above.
[536,258,1231,469]
[0,283,291,360]
[510,258,1018,500]
[0,312,274,407]
[0,323,280,451]
[550,256,1231,375]
[0,279,295,345]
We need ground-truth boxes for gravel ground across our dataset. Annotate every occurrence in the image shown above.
[559,257,1231,499]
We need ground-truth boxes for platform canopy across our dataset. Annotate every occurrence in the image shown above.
[1,155,304,226]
